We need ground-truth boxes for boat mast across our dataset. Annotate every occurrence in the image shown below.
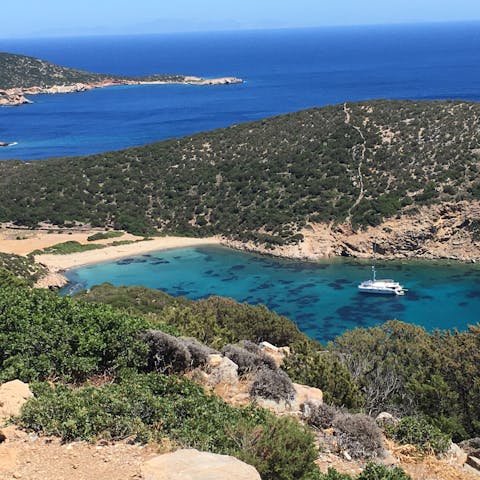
[372,242,377,282]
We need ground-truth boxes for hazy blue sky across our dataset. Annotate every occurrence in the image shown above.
[3,0,480,38]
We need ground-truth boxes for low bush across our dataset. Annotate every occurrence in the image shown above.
[250,368,296,403]
[318,463,411,479]
[303,402,338,430]
[385,416,451,455]
[30,241,106,255]
[87,231,124,241]
[140,330,192,374]
[333,413,384,459]
[180,337,216,368]
[19,374,319,480]
[222,344,276,375]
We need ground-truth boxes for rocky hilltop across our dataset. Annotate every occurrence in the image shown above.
[0,52,242,106]
[1,100,480,261]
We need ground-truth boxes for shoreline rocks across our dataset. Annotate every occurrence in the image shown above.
[0,76,243,107]
[222,200,480,264]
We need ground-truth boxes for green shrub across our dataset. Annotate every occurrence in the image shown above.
[31,241,105,255]
[0,284,151,383]
[0,253,47,286]
[385,416,451,455]
[283,340,363,409]
[357,463,411,480]
[318,463,411,480]
[19,374,319,480]
[87,231,124,241]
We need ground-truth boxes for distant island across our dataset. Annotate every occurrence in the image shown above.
[1,99,480,262]
[0,52,243,107]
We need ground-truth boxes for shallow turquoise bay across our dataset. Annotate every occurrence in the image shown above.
[64,246,480,342]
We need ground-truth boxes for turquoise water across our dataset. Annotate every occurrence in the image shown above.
[64,246,480,342]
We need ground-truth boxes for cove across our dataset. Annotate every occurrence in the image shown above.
[64,246,480,342]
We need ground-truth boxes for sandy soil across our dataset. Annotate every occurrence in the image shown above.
[0,227,141,256]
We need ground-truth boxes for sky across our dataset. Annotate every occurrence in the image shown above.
[2,0,480,38]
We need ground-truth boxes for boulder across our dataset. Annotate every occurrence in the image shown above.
[0,380,33,420]
[256,382,323,415]
[204,354,238,386]
[293,383,323,408]
[259,341,290,367]
[466,453,480,472]
[141,449,261,480]
[460,438,480,455]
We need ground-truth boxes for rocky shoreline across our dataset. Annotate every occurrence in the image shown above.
[0,76,243,107]
[222,201,480,264]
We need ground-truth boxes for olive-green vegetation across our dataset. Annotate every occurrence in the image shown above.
[20,376,319,480]
[30,240,106,255]
[0,252,47,286]
[2,100,480,241]
[0,281,156,383]
[76,283,315,349]
[318,463,411,480]
[331,321,480,441]
[283,339,363,409]
[0,52,187,90]
[385,416,451,455]
[0,275,320,479]
[87,231,124,241]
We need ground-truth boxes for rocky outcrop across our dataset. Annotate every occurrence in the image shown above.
[0,90,32,106]
[141,449,261,480]
[183,76,243,86]
[203,353,239,387]
[259,341,290,367]
[0,380,33,420]
[223,201,480,263]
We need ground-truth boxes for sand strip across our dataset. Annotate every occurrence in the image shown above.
[34,236,222,273]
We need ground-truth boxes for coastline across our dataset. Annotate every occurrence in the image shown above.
[0,76,243,107]
[33,236,222,288]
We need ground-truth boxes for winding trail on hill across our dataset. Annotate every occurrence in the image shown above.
[343,102,366,224]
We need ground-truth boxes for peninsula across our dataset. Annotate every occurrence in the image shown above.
[0,52,243,107]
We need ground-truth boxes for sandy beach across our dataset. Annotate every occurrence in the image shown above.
[0,227,221,288]
[34,236,221,272]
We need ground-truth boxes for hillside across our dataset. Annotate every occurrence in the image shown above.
[1,100,480,254]
[0,52,113,90]
[0,52,193,90]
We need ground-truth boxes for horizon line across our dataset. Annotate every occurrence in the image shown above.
[1,19,479,41]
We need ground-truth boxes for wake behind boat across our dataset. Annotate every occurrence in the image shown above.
[358,265,406,296]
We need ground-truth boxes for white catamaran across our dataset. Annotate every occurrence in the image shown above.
[358,265,406,295]
[357,243,406,295]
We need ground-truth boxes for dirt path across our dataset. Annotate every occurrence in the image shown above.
[343,103,366,224]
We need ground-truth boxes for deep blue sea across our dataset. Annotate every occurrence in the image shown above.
[64,246,480,343]
[1,22,480,159]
